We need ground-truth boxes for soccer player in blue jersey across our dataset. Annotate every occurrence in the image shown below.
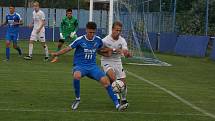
[1,5,23,61]
[51,22,127,111]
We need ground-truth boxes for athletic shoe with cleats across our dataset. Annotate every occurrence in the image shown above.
[117,103,128,111]
[71,99,80,110]
[3,59,9,62]
[51,57,58,63]
[121,100,129,109]
[18,49,23,56]
[44,57,49,62]
[24,56,32,60]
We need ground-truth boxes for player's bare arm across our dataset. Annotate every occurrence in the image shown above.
[97,47,113,57]
[51,46,72,57]
[29,20,34,28]
[37,20,45,34]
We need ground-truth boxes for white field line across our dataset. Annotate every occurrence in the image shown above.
[127,71,215,119]
[0,108,209,117]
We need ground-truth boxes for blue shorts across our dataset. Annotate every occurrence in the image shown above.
[73,65,106,81]
[6,32,19,44]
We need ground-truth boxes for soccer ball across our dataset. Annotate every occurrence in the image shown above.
[111,80,125,93]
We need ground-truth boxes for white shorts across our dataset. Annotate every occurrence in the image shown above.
[101,61,126,79]
[30,29,46,42]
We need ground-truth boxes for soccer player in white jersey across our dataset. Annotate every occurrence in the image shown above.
[24,1,49,61]
[99,21,131,108]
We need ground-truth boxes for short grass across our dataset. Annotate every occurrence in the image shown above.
[0,40,215,121]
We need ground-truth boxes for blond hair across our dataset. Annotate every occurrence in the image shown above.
[33,1,40,6]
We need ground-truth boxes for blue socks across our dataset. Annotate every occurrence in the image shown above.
[6,47,10,60]
[73,80,119,108]
[5,46,22,60]
[106,85,119,108]
[73,79,80,100]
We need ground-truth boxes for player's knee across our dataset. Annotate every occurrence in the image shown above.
[73,72,82,80]
[107,70,116,82]
[6,42,10,47]
[100,76,110,87]
[109,76,116,83]
[74,75,81,80]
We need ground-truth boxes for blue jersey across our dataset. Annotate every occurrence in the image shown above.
[6,12,21,33]
[69,35,103,67]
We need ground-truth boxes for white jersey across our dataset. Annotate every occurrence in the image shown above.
[101,34,128,63]
[32,10,45,31]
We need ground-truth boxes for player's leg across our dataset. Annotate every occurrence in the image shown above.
[24,40,34,60]
[99,76,120,109]
[12,33,22,56]
[39,31,49,61]
[116,64,128,108]
[41,42,49,61]
[51,39,64,63]
[5,32,12,61]
[5,40,11,61]
[89,66,127,111]
[24,30,36,60]
[71,71,81,110]
[106,68,116,83]
[101,63,121,102]
[71,66,87,110]
[120,78,128,108]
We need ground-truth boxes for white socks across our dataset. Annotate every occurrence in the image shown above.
[29,43,33,57]
[44,44,49,57]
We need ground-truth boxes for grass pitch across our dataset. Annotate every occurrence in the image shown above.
[0,40,215,121]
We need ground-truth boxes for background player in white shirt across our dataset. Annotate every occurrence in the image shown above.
[99,21,131,108]
[24,1,49,61]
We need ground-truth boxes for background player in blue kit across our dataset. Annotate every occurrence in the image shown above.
[1,5,23,61]
[51,22,127,111]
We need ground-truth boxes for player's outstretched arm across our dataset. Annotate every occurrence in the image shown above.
[29,20,34,28]
[122,49,132,58]
[51,46,72,57]
[97,47,113,57]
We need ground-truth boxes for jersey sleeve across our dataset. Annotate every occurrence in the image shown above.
[122,38,128,50]
[60,17,65,33]
[69,37,81,49]
[41,11,45,20]
[98,38,104,49]
[16,13,22,20]
[101,37,107,48]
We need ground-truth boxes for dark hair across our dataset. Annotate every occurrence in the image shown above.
[9,4,15,8]
[86,22,97,30]
[112,21,123,29]
[66,8,72,13]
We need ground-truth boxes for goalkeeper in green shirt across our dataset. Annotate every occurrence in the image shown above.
[51,8,78,63]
